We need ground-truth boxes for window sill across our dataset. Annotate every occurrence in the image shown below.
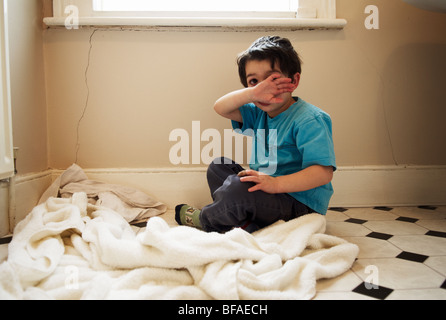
[43,17,347,31]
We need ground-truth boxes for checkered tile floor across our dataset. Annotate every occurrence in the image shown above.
[316,206,446,300]
[1,206,446,300]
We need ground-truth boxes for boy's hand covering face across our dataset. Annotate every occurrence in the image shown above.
[250,73,295,106]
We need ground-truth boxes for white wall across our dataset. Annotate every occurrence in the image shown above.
[8,0,48,175]
[43,1,446,170]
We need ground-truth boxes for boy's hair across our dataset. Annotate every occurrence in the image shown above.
[237,36,302,88]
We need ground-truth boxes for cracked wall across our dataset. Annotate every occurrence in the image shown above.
[42,0,446,170]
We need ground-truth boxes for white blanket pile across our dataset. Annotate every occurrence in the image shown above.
[38,164,167,223]
[0,191,359,300]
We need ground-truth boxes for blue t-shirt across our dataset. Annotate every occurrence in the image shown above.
[231,98,336,215]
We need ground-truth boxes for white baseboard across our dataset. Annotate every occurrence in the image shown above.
[12,170,53,227]
[331,166,446,208]
[10,165,446,230]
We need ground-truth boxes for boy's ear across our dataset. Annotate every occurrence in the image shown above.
[291,73,301,89]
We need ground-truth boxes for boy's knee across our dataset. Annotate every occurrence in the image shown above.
[217,174,254,199]
[211,157,234,166]
[207,157,237,176]
[207,157,226,177]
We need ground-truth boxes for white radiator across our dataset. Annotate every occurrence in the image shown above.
[0,0,13,180]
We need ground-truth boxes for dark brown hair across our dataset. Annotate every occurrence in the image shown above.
[237,36,302,87]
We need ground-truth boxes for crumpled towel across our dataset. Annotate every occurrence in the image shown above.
[0,193,359,300]
[38,164,167,222]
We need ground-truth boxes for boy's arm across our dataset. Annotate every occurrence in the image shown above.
[214,74,295,122]
[239,165,334,194]
[274,165,334,193]
[213,89,250,123]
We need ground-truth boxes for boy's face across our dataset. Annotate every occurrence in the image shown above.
[245,59,299,118]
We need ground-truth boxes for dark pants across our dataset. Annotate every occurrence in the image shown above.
[199,157,312,233]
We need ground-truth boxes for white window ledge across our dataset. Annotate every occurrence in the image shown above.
[43,17,347,30]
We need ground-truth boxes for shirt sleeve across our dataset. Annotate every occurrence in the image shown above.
[231,104,260,134]
[296,114,337,172]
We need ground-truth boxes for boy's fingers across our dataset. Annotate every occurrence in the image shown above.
[272,78,292,86]
[274,77,292,83]
[237,169,258,177]
[277,83,295,90]
[269,73,282,81]
[248,185,260,193]
[237,170,248,177]
[240,176,260,185]
[268,74,292,85]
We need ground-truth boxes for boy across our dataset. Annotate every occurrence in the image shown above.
[176,36,336,233]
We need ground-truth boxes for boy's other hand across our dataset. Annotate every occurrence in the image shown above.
[250,74,295,105]
[238,169,279,194]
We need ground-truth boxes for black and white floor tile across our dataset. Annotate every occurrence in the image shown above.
[1,206,446,300]
[316,205,446,300]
